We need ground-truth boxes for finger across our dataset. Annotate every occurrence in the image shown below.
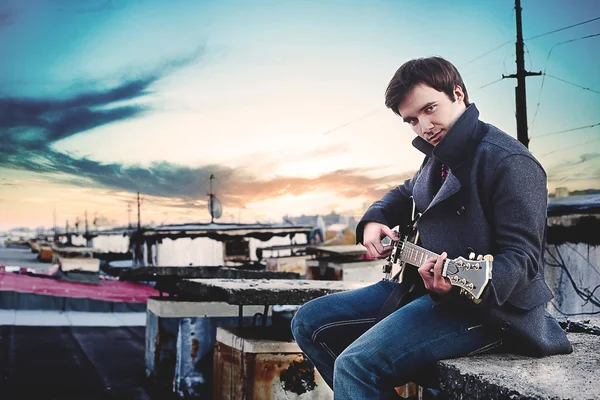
[433,252,448,288]
[365,242,380,259]
[418,263,431,281]
[380,245,394,257]
[423,257,437,276]
[381,226,399,241]
[372,240,385,256]
[433,252,446,276]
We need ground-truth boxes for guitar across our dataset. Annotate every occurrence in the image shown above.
[383,229,493,301]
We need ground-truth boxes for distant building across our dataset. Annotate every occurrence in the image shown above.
[555,187,569,198]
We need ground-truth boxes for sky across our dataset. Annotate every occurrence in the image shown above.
[1,0,599,231]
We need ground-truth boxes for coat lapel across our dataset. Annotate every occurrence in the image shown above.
[429,171,461,210]
[413,159,463,213]
[412,158,436,213]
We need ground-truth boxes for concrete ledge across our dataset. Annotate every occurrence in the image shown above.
[437,332,599,399]
[216,326,301,353]
[147,297,266,318]
[177,278,369,305]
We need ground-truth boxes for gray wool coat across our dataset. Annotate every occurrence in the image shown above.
[357,104,572,357]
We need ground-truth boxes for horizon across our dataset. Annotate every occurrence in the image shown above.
[1,0,599,231]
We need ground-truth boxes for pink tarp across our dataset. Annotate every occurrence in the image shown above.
[0,272,159,303]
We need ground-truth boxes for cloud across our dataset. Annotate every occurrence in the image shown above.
[0,43,406,212]
[546,153,600,184]
[0,77,157,144]
[1,140,412,208]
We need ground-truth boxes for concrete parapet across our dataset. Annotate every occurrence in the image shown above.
[437,327,600,399]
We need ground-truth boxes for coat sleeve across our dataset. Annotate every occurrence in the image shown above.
[478,154,550,308]
[355,171,419,244]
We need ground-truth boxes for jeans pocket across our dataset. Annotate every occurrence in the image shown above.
[467,338,504,356]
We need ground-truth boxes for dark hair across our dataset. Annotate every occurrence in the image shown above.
[384,56,470,116]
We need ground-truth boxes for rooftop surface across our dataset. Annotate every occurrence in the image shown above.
[0,325,164,400]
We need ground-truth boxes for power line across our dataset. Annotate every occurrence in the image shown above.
[526,16,600,41]
[322,109,380,135]
[529,32,600,130]
[459,41,512,69]
[531,122,600,139]
[537,137,600,158]
[544,73,600,95]
[479,77,504,89]
[460,16,600,70]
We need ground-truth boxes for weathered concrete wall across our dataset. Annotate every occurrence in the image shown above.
[544,243,600,316]
[156,234,308,267]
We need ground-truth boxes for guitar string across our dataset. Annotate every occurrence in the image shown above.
[400,241,459,274]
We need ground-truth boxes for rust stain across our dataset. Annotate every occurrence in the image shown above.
[279,357,316,395]
[190,337,199,361]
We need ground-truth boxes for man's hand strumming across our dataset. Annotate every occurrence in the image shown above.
[362,222,398,260]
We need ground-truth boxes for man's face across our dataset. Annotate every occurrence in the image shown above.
[397,83,467,146]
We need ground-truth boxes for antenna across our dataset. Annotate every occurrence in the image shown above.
[137,192,141,230]
[127,202,132,228]
[207,174,222,223]
[53,208,57,241]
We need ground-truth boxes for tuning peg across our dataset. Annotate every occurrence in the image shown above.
[483,254,494,262]
[477,254,483,261]
[468,252,476,260]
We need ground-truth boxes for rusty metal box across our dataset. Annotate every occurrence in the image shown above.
[213,326,333,399]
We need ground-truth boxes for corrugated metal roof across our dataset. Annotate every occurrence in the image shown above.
[147,222,312,234]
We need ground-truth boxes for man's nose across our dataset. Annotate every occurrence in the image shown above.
[420,118,433,133]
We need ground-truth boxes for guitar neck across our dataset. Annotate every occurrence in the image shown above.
[399,241,439,267]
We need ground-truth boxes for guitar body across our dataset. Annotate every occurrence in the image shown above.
[384,198,421,283]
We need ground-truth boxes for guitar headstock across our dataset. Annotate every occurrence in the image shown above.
[442,255,493,300]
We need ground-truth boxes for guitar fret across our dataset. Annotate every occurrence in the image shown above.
[401,242,441,267]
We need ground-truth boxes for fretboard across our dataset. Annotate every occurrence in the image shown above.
[399,241,439,267]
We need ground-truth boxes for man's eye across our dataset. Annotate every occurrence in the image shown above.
[426,105,436,112]
[409,119,418,126]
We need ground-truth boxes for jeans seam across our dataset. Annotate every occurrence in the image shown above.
[311,318,377,341]
[321,342,337,359]
[467,338,503,356]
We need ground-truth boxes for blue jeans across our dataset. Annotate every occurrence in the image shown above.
[291,280,503,399]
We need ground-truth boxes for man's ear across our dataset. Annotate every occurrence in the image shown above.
[453,85,464,103]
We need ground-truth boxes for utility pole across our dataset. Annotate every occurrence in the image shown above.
[502,0,541,149]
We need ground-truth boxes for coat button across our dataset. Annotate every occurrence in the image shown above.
[501,322,511,331]
[456,206,466,216]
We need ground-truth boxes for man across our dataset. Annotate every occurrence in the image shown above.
[291,57,572,399]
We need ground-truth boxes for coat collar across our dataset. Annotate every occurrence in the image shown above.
[411,104,487,170]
